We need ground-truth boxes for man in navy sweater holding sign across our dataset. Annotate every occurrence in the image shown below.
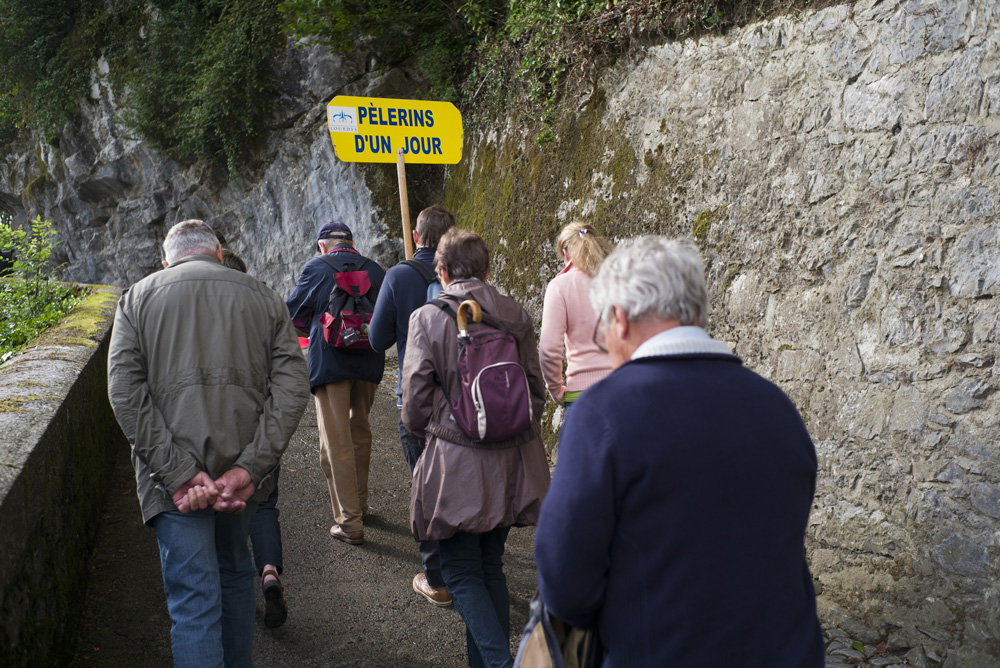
[534,236,824,667]
[369,205,455,606]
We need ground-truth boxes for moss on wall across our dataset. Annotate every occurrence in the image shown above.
[444,88,716,451]
[362,161,446,260]
[0,395,35,412]
[33,288,116,348]
[0,288,125,667]
[444,87,715,308]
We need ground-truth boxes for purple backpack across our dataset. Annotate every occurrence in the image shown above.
[432,298,533,443]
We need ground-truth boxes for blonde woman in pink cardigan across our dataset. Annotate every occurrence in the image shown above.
[539,221,615,412]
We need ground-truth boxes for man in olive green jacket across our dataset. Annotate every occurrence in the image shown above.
[108,219,309,668]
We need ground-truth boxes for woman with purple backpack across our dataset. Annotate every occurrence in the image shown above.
[539,221,615,415]
[401,229,551,668]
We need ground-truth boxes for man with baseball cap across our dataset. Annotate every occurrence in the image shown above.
[286,221,386,545]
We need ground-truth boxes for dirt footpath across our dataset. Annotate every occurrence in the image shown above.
[71,367,539,668]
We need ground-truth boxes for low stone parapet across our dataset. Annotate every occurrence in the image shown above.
[0,285,125,667]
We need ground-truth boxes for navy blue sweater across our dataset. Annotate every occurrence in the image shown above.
[367,247,436,401]
[535,353,824,668]
[285,246,385,391]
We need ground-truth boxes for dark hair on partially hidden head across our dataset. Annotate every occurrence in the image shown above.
[435,229,490,281]
[557,221,615,277]
[221,249,247,273]
[415,205,456,248]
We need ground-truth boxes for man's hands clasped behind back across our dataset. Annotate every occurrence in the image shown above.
[172,468,257,514]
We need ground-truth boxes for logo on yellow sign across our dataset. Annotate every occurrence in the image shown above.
[327,96,463,165]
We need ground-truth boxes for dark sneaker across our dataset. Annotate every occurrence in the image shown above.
[262,577,287,629]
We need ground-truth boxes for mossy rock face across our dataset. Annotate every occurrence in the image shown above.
[692,207,712,241]
[445,88,699,310]
[443,88,713,448]
[442,4,1000,661]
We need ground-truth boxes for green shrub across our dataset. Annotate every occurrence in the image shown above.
[0,216,81,364]
[279,0,506,101]
[0,1,283,174]
[280,0,788,135]
[0,0,105,141]
[115,0,283,174]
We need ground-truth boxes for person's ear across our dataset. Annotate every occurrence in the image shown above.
[214,245,224,264]
[612,304,629,339]
[412,230,420,245]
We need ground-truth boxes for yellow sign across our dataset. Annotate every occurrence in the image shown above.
[327,96,463,164]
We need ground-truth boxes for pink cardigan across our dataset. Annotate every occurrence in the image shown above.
[538,263,613,402]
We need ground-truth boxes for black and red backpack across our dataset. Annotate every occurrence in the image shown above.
[318,254,376,351]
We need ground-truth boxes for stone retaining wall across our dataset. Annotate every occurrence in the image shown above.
[0,286,125,667]
[446,0,1000,664]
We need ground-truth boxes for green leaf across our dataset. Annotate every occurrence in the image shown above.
[0,216,80,361]
[852,640,865,653]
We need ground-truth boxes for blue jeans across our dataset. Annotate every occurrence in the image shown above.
[399,415,445,588]
[439,527,514,668]
[153,505,257,668]
[250,466,283,576]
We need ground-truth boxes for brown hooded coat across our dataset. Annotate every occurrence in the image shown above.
[401,278,551,541]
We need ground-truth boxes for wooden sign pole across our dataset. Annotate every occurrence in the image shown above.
[397,148,414,260]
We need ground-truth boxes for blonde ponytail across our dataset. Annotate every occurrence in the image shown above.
[556,221,614,277]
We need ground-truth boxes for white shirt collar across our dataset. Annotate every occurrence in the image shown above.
[631,326,734,360]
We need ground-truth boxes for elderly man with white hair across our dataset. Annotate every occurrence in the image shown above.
[533,236,824,667]
[108,219,310,667]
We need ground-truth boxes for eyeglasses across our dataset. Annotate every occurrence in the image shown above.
[592,313,608,353]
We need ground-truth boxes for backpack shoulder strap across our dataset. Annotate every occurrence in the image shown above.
[430,297,510,335]
[429,298,458,319]
[320,253,369,274]
[319,254,345,273]
[427,298,457,403]
[400,259,436,285]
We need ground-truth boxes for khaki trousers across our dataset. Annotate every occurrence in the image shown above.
[314,380,377,533]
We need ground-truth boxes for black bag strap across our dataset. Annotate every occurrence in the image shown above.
[320,253,369,275]
[429,298,458,403]
[401,259,436,285]
[429,298,457,319]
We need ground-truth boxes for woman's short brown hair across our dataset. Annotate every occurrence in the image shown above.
[435,229,490,281]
